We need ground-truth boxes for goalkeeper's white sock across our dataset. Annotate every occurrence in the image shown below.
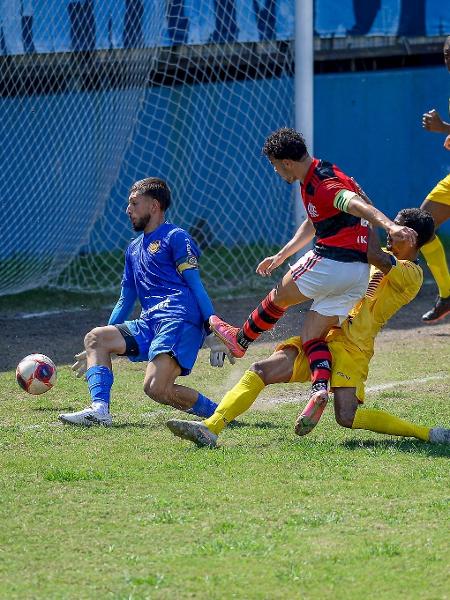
[92,401,110,414]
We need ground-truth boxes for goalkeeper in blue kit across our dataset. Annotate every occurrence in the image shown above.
[59,177,234,427]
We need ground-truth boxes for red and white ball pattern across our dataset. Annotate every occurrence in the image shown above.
[16,353,57,395]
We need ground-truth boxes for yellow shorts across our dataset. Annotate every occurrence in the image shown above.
[426,174,450,207]
[276,336,369,402]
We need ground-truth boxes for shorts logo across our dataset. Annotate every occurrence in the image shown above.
[336,371,351,380]
[148,241,161,254]
[307,202,319,217]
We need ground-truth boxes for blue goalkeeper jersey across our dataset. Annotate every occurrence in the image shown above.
[121,221,203,325]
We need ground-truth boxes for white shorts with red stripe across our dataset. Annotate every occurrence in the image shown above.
[290,249,369,322]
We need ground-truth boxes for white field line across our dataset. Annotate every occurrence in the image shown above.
[255,373,449,408]
[14,307,112,319]
[365,374,446,393]
[0,409,172,432]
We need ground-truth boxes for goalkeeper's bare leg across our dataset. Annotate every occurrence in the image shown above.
[59,325,218,426]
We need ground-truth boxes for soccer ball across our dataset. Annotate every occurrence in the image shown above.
[16,353,57,395]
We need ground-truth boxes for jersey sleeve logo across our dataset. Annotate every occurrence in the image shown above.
[307,202,319,217]
[148,240,161,254]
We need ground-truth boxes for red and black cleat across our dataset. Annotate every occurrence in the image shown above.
[295,382,329,436]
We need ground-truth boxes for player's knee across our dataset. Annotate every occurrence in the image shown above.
[249,361,276,385]
[84,327,107,352]
[143,378,169,405]
[250,361,264,380]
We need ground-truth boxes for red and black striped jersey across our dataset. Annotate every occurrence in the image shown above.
[300,158,369,263]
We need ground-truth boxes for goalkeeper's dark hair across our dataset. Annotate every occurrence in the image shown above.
[262,127,309,161]
[129,177,171,211]
[397,208,435,248]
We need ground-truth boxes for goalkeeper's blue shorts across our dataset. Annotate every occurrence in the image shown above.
[115,317,205,376]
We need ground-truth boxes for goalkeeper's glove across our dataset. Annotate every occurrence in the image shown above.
[71,350,87,378]
[203,333,236,368]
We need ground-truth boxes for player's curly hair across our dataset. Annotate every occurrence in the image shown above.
[397,208,435,248]
[262,127,309,161]
[129,177,171,211]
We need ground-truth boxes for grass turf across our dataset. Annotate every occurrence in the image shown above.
[0,336,449,599]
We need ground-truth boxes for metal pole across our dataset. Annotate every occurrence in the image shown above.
[294,0,314,233]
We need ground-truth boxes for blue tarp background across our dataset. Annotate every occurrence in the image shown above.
[1,1,449,56]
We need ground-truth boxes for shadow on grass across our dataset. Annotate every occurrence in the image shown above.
[342,438,450,457]
[228,420,282,430]
[112,422,162,429]
[33,406,76,412]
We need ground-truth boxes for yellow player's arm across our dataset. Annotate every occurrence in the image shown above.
[366,228,394,275]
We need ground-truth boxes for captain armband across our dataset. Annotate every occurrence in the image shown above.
[176,254,199,274]
[333,189,359,213]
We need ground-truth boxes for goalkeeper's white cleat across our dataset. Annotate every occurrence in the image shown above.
[429,427,450,444]
[166,419,218,448]
[59,405,112,427]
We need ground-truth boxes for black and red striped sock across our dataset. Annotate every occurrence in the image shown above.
[302,338,332,387]
[236,290,286,349]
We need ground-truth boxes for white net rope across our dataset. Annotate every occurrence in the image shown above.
[0,1,297,297]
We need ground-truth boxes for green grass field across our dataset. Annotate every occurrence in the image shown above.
[0,335,449,599]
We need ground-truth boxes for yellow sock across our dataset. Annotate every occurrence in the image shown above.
[421,236,450,298]
[204,370,265,435]
[352,408,430,441]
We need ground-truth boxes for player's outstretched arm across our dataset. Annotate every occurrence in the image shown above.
[108,285,138,326]
[256,218,315,276]
[366,228,394,275]
[182,268,235,367]
[336,192,417,247]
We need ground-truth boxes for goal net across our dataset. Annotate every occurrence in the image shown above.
[0,1,297,298]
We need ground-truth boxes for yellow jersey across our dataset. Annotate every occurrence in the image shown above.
[327,257,423,357]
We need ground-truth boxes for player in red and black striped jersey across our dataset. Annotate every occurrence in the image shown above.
[210,127,417,414]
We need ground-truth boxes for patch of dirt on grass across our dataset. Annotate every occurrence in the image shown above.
[1,282,448,373]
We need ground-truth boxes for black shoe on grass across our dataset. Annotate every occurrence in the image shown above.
[422,295,450,323]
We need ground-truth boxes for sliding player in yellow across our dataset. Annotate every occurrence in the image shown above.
[420,35,450,323]
[167,208,450,447]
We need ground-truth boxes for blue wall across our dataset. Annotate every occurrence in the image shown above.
[314,67,450,229]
